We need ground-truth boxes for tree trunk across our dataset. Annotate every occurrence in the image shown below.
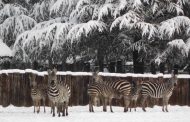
[109,61,116,73]
[33,61,38,70]
[48,57,53,69]
[97,49,104,72]
[159,63,165,74]
[150,62,156,74]
[133,36,144,74]
[116,60,123,73]
[133,50,144,73]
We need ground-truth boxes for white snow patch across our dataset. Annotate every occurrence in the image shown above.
[0,40,13,57]
[0,105,190,122]
[0,69,190,79]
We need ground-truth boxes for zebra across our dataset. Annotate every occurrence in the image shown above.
[129,80,142,112]
[88,81,121,112]
[92,71,132,112]
[141,72,178,112]
[29,73,47,113]
[47,69,71,117]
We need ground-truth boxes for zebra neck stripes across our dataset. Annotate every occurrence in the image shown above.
[48,84,59,97]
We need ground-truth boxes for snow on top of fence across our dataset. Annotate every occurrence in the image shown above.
[0,69,190,79]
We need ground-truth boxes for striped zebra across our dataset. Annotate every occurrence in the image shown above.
[92,72,132,112]
[129,81,142,112]
[88,81,121,112]
[47,69,71,117]
[141,72,178,112]
[30,74,47,113]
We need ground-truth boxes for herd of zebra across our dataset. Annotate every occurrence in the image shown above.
[30,69,178,117]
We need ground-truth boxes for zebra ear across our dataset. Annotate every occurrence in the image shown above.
[47,69,51,75]
[53,68,57,74]
[171,70,175,77]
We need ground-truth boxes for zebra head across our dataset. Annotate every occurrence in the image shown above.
[29,73,37,88]
[92,71,103,83]
[47,68,58,86]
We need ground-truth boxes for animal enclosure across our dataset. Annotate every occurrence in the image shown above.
[0,70,190,108]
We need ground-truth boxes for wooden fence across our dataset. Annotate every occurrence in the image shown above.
[0,70,190,108]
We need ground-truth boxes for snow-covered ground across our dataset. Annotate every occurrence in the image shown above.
[0,105,190,122]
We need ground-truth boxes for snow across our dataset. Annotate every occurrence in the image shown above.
[167,39,189,56]
[75,20,107,41]
[159,16,190,39]
[110,10,142,31]
[0,4,28,23]
[0,15,37,42]
[98,4,115,20]
[0,40,13,57]
[134,22,157,39]
[1,69,190,79]
[0,105,190,122]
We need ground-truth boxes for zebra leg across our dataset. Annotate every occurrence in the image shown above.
[124,96,130,112]
[57,103,61,117]
[103,98,108,112]
[134,100,137,112]
[165,97,169,112]
[162,98,165,112]
[43,98,46,113]
[129,100,133,112]
[65,102,69,116]
[37,100,40,113]
[89,96,93,112]
[109,98,113,113]
[33,100,36,113]
[92,96,95,112]
[141,95,148,112]
[89,96,91,112]
[102,98,106,112]
[63,102,66,116]
[52,103,55,117]
[50,101,52,114]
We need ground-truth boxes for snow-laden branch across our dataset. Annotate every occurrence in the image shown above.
[110,10,142,31]
[67,23,85,43]
[32,17,63,30]
[154,38,190,64]
[134,22,158,39]
[75,20,107,41]
[167,39,188,56]
[0,15,36,44]
[158,16,190,39]
[50,0,78,17]
[98,3,115,20]
[30,1,52,22]
[14,22,73,57]
[0,4,28,23]
[166,2,184,15]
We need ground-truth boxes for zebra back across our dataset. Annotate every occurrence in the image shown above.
[91,71,131,96]
[141,78,175,98]
[88,81,120,99]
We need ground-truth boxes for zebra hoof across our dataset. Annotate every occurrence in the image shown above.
[142,108,146,112]
[66,113,68,116]
[124,109,128,112]
[52,114,55,117]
